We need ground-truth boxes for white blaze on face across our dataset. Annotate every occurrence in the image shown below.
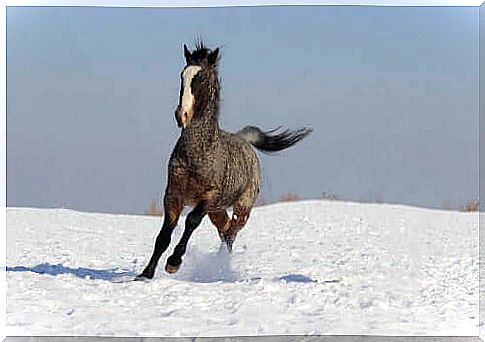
[180,65,202,127]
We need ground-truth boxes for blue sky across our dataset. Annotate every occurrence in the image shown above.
[7,5,478,213]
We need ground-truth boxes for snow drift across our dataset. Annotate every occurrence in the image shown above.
[5,200,478,336]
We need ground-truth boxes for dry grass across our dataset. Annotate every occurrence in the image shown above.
[145,198,163,216]
[322,191,339,201]
[145,190,478,214]
[461,200,479,212]
[279,192,299,202]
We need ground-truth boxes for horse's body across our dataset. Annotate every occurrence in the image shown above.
[171,126,260,211]
[137,42,311,280]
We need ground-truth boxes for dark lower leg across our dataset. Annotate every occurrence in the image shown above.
[166,203,207,273]
[221,233,236,253]
[138,207,181,279]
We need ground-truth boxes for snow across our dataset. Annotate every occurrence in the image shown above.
[5,200,479,336]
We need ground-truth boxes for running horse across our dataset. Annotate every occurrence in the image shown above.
[137,42,312,280]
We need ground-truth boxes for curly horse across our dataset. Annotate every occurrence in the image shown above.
[137,42,312,279]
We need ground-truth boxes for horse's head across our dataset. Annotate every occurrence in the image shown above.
[175,42,220,129]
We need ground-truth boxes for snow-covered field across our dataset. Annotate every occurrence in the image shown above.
[6,200,479,336]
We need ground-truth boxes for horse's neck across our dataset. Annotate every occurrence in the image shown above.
[181,84,220,158]
[181,115,220,157]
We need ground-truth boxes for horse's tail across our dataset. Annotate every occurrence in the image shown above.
[236,125,312,154]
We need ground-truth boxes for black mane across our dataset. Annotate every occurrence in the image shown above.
[189,40,220,65]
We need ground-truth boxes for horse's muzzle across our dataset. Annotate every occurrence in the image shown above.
[175,106,190,129]
[175,106,183,128]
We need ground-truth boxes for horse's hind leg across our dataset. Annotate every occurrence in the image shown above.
[165,202,207,273]
[223,204,252,253]
[208,210,231,242]
[222,184,258,252]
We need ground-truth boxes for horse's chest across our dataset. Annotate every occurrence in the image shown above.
[183,173,218,205]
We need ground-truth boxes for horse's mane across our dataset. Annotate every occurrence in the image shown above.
[190,39,221,65]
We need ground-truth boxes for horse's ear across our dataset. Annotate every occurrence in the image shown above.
[208,47,219,66]
[184,44,192,62]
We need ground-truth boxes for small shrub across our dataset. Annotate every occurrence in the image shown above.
[461,200,479,212]
[145,198,163,216]
[280,192,299,202]
[322,191,339,201]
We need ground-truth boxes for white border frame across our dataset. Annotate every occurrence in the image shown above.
[2,1,482,340]
[1,0,483,6]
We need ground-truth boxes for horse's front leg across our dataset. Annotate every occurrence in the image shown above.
[165,202,207,273]
[136,195,183,280]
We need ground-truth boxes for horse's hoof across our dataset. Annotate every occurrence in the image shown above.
[165,263,180,274]
[134,273,153,281]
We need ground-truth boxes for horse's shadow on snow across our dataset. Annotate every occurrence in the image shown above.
[6,261,324,285]
[6,263,135,281]
[5,247,237,283]
[5,247,238,283]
